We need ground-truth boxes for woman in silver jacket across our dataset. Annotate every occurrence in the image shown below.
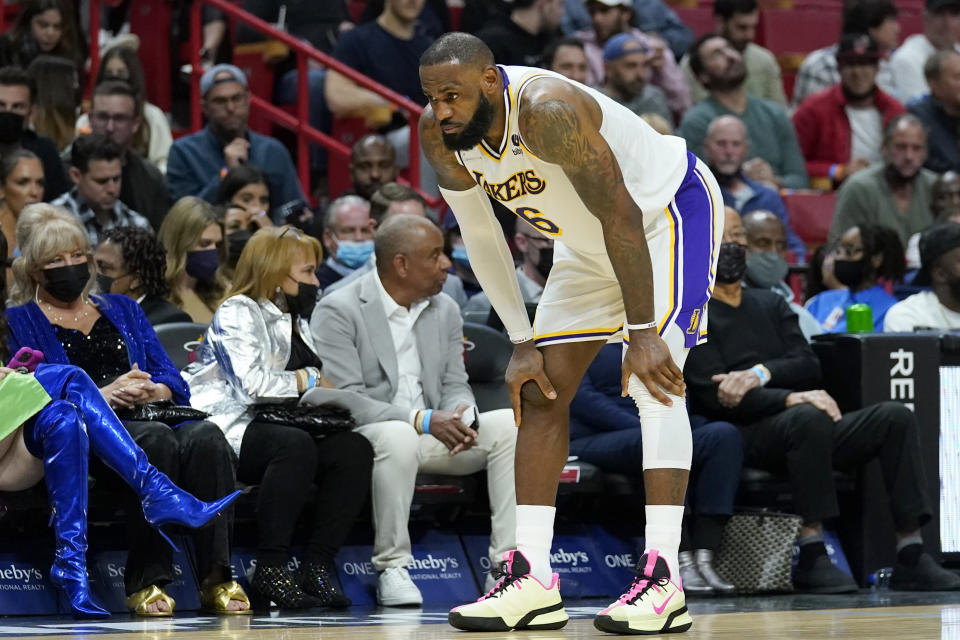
[184,226,373,610]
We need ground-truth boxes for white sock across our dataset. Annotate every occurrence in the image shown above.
[644,504,684,586]
[515,504,556,585]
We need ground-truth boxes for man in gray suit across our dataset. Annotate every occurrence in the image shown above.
[311,215,518,607]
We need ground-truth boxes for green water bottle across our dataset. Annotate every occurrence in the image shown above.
[846,303,873,333]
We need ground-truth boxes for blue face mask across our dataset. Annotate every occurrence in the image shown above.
[451,245,471,269]
[185,248,220,284]
[335,239,374,269]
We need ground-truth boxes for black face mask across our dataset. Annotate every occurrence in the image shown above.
[535,247,554,280]
[43,262,90,303]
[715,242,747,284]
[284,279,319,319]
[949,276,960,302]
[0,111,24,144]
[833,258,866,288]
[227,229,252,266]
[95,273,114,294]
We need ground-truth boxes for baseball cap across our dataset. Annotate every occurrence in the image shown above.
[836,33,881,65]
[200,64,248,96]
[583,0,632,6]
[914,222,960,285]
[927,0,960,12]
[603,33,650,62]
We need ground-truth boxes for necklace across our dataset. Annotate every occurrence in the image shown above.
[35,286,91,325]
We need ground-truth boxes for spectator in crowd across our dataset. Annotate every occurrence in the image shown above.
[0,0,80,70]
[575,0,690,120]
[792,34,905,189]
[475,0,565,67]
[369,182,427,223]
[680,0,786,105]
[543,37,589,85]
[890,0,960,104]
[83,81,170,230]
[886,222,960,330]
[907,170,960,267]
[26,55,77,152]
[445,223,482,299]
[157,197,227,324]
[322,187,468,303]
[76,45,174,173]
[829,114,935,245]
[806,242,846,301]
[679,35,808,189]
[184,225,374,609]
[359,0,451,40]
[313,215,518,603]
[684,236,960,594]
[598,33,672,123]
[167,65,305,208]
[318,195,375,291]
[0,149,43,264]
[703,115,806,256]
[241,0,352,54]
[216,165,272,223]
[94,227,191,326]
[52,134,151,248]
[806,223,905,332]
[349,135,399,201]
[792,0,900,108]
[738,209,823,340]
[908,50,960,174]
[462,220,552,324]
[6,204,245,616]
[0,236,238,619]
[568,341,741,596]
[0,66,68,200]
[324,0,437,192]
[562,0,694,62]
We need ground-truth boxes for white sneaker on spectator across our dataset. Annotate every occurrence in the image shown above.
[377,567,423,606]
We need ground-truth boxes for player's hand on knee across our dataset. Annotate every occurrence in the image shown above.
[506,341,557,426]
[622,329,685,405]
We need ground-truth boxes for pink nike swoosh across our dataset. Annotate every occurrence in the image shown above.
[653,592,675,615]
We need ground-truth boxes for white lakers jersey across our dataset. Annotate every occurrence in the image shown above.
[453,65,689,256]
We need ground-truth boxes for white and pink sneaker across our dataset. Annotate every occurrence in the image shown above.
[594,550,693,635]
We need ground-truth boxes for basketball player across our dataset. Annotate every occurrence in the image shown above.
[419,33,723,635]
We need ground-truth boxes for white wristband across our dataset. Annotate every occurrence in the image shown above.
[625,321,658,331]
[509,329,536,345]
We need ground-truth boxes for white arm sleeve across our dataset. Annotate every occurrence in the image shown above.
[440,185,534,344]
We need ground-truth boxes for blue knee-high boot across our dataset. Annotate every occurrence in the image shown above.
[24,400,110,619]
[32,365,241,536]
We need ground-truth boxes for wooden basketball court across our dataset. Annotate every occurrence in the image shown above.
[1,599,958,639]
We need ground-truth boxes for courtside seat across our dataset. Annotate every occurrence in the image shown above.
[154,322,208,371]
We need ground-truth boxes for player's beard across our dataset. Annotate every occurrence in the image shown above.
[441,93,495,151]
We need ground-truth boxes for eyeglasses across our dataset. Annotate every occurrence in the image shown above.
[278,226,301,240]
[90,111,134,125]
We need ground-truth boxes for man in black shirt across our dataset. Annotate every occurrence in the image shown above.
[908,50,960,174]
[475,0,565,67]
[684,225,960,593]
[0,66,69,201]
[87,81,170,230]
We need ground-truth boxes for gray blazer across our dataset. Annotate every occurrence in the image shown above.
[311,270,476,422]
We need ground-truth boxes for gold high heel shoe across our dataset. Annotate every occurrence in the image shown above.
[125,584,175,617]
[200,580,253,615]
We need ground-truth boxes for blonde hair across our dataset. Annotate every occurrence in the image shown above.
[10,203,94,304]
[226,226,323,304]
[157,196,228,310]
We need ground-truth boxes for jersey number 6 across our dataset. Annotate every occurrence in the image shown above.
[515,206,562,236]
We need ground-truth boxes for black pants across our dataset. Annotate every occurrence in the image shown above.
[237,422,374,566]
[741,401,930,530]
[92,420,236,595]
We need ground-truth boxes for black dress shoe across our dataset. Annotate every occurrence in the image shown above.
[891,553,960,591]
[793,554,858,594]
[296,561,353,608]
[249,564,323,610]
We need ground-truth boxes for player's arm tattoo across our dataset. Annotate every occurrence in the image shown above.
[419,108,477,191]
[519,93,656,325]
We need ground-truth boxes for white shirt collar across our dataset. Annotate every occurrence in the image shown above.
[373,271,430,319]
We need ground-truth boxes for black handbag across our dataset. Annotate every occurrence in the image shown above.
[116,401,210,426]
[253,402,356,440]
